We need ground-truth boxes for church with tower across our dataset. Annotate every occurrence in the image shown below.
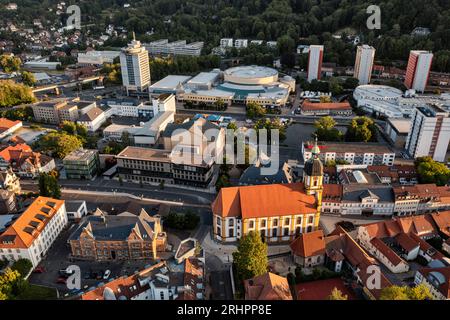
[211,138,324,243]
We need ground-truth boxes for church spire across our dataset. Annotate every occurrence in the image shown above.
[311,134,320,158]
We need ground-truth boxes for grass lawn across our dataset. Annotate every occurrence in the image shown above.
[16,284,58,300]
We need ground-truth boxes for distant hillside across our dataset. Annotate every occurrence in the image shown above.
[1,0,450,71]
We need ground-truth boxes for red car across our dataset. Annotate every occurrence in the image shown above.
[56,277,67,284]
[33,266,46,273]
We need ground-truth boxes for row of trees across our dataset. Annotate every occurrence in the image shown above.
[314,116,378,143]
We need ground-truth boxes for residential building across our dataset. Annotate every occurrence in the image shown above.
[405,104,450,162]
[220,38,233,48]
[404,50,433,93]
[354,45,375,85]
[234,39,248,48]
[0,168,21,194]
[300,100,352,116]
[0,118,22,140]
[302,141,395,166]
[77,107,106,132]
[244,272,293,300]
[65,200,88,221]
[0,144,55,178]
[68,209,167,260]
[63,149,99,180]
[81,257,205,300]
[145,39,204,57]
[102,98,145,118]
[213,140,323,243]
[414,267,450,300]
[116,146,216,190]
[307,45,324,82]
[120,34,151,94]
[0,190,16,214]
[0,197,68,267]
[31,98,96,125]
[290,229,326,267]
[77,50,120,65]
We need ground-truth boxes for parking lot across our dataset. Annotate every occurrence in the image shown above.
[28,222,163,297]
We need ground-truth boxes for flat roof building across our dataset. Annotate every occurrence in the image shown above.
[307,45,324,82]
[405,104,450,162]
[354,45,375,85]
[405,50,433,93]
[63,149,99,180]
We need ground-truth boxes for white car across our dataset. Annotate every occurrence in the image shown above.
[103,270,111,280]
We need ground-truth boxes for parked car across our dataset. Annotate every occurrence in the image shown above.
[103,270,111,280]
[33,266,46,273]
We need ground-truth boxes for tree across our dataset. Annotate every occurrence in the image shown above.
[314,116,343,142]
[216,174,231,191]
[246,102,266,119]
[0,55,21,73]
[11,259,32,277]
[343,77,359,90]
[415,156,450,186]
[38,173,61,199]
[35,132,82,158]
[232,231,268,281]
[328,287,348,300]
[380,284,432,300]
[0,80,36,107]
[21,71,36,87]
[345,116,377,142]
[0,268,21,300]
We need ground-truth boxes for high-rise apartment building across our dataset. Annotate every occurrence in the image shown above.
[404,50,433,93]
[307,45,324,82]
[405,104,450,162]
[120,33,151,95]
[354,45,375,85]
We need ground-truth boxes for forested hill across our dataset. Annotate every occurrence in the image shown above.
[1,0,450,70]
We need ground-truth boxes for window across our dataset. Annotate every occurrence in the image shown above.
[283,228,289,236]
[272,219,278,227]
[228,219,234,227]
[249,220,254,229]
[295,226,301,236]
[260,220,266,228]
[308,216,313,224]
[216,217,221,226]
[284,218,290,225]
[228,229,234,238]
[272,228,277,237]
[296,217,302,225]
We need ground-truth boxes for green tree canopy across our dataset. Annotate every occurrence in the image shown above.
[246,102,266,119]
[0,55,21,73]
[232,231,268,281]
[0,80,36,108]
[38,173,61,199]
[21,71,36,87]
[345,116,377,142]
[36,132,83,159]
[380,284,432,300]
[314,116,343,142]
[415,156,450,186]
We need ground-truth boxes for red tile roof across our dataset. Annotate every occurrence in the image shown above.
[244,272,293,300]
[395,233,419,252]
[301,100,352,111]
[431,211,450,237]
[296,278,357,300]
[0,118,21,133]
[418,267,450,299]
[212,183,317,219]
[370,237,404,266]
[290,230,326,258]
